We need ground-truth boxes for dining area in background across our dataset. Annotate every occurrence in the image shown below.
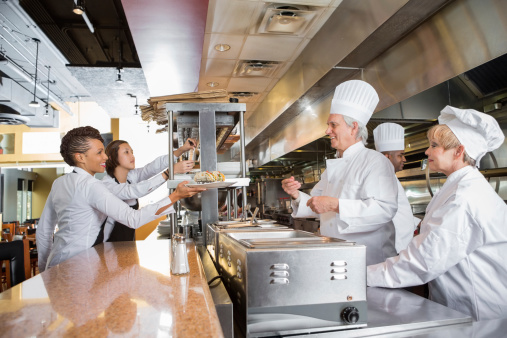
[1,219,40,292]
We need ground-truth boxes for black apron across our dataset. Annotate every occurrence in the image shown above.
[107,177,139,242]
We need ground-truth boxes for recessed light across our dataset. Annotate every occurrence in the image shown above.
[207,82,219,87]
[214,44,231,52]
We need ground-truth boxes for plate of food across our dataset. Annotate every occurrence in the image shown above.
[186,170,236,188]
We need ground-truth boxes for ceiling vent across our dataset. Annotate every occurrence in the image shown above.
[234,60,280,77]
[0,105,30,125]
[257,4,318,36]
[230,92,259,97]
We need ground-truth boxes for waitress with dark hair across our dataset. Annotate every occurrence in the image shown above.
[101,138,196,242]
[36,126,205,272]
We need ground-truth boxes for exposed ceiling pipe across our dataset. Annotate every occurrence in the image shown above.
[0,59,73,116]
[1,2,68,65]
[73,0,95,34]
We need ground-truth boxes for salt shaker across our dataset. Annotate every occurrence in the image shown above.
[171,234,189,275]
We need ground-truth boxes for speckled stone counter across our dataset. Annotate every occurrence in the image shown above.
[0,240,224,337]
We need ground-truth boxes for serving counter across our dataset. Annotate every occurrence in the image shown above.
[3,232,506,337]
[0,240,223,337]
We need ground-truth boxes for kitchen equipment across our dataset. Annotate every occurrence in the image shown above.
[216,230,367,337]
[206,221,292,263]
[180,190,228,211]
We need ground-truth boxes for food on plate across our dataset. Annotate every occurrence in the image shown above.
[194,171,225,183]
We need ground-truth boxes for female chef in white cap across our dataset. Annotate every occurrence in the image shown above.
[368,106,507,321]
[282,80,399,266]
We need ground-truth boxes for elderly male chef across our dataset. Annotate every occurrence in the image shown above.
[281,80,399,265]
[373,123,420,253]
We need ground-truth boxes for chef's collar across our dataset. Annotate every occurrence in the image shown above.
[445,165,474,184]
[341,141,365,159]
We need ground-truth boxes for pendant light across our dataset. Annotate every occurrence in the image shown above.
[44,66,51,117]
[73,0,85,15]
[28,38,41,107]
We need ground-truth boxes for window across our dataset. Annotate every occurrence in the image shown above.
[16,178,32,223]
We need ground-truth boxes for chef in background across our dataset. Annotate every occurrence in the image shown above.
[373,123,420,253]
[282,80,399,265]
[368,106,507,321]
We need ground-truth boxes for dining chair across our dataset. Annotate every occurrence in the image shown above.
[2,223,15,238]
[0,239,30,291]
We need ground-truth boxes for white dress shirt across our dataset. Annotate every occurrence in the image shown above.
[368,166,507,321]
[292,142,399,265]
[101,155,169,241]
[37,167,175,272]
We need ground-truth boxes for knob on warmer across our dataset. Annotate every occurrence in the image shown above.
[341,306,359,324]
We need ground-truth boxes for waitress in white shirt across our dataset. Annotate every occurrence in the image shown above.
[37,126,205,272]
[101,138,196,242]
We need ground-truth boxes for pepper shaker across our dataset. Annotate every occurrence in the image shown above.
[171,234,189,275]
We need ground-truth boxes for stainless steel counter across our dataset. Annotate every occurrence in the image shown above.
[248,287,473,337]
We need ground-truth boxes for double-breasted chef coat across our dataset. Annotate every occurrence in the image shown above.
[393,179,420,252]
[368,166,507,321]
[292,142,399,265]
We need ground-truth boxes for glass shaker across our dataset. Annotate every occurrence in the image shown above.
[171,234,189,275]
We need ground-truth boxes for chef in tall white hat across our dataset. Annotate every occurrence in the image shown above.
[373,123,420,252]
[368,106,507,321]
[282,80,399,265]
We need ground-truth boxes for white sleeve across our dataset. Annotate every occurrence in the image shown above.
[367,199,482,287]
[102,174,166,200]
[128,155,169,182]
[338,161,398,232]
[36,190,58,273]
[291,174,326,218]
[87,181,174,228]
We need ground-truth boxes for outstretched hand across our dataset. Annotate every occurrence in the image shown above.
[281,176,301,199]
[174,160,195,174]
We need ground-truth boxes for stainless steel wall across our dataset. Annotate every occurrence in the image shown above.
[247,0,507,166]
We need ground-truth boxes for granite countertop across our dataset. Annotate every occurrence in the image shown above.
[0,240,224,337]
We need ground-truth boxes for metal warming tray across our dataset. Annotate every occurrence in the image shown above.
[228,231,352,248]
[206,221,293,262]
[216,230,367,337]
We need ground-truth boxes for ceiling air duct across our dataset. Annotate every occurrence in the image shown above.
[257,4,318,36]
[234,60,280,77]
[0,104,30,125]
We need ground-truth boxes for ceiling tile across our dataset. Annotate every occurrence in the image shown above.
[207,0,262,35]
[240,35,304,61]
[203,59,237,77]
[197,77,230,91]
[228,77,273,92]
[207,34,245,59]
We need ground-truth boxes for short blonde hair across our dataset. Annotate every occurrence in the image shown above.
[427,124,476,166]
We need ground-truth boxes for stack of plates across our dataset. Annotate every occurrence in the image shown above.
[158,221,172,236]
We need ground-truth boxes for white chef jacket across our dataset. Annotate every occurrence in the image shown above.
[292,142,399,265]
[393,179,419,252]
[101,155,169,241]
[37,167,175,272]
[367,166,507,321]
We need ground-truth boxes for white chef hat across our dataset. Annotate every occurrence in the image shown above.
[438,105,505,164]
[330,80,379,125]
[373,123,405,152]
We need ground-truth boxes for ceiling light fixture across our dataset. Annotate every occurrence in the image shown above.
[206,82,219,87]
[44,65,51,117]
[127,93,139,115]
[28,38,41,108]
[214,44,231,52]
[73,0,85,15]
[116,67,123,83]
